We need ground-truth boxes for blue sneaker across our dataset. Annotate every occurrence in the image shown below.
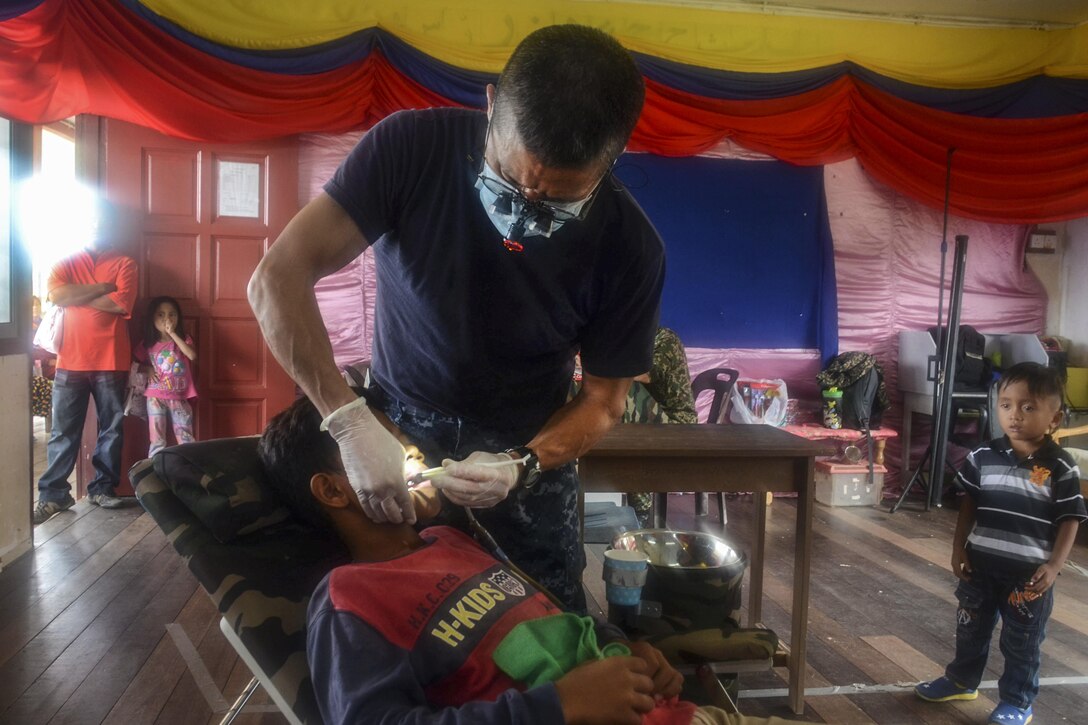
[914,676,978,702]
[988,702,1032,723]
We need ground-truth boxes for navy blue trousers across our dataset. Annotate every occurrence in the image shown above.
[38,369,127,502]
[945,567,1053,709]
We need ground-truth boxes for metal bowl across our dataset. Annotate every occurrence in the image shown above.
[610,529,748,630]
[611,529,746,571]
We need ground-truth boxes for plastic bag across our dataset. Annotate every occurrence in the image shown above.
[728,378,789,426]
[123,363,148,420]
[32,305,64,355]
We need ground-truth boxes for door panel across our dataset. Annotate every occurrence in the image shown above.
[145,149,201,219]
[78,119,298,496]
[211,234,267,314]
[144,232,200,302]
[210,318,266,385]
[207,399,265,441]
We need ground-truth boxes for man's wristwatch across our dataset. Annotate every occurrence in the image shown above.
[504,446,542,488]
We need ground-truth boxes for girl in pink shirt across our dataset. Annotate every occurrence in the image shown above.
[138,296,198,456]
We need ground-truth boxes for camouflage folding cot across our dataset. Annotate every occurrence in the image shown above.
[131,437,349,725]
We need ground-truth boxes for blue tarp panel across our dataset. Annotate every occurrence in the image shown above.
[619,154,838,363]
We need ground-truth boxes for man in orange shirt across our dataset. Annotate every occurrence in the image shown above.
[34,204,139,525]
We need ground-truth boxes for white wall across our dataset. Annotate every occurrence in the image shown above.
[1060,218,1088,367]
[1024,225,1065,338]
[0,353,32,569]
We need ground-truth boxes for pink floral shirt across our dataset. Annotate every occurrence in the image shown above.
[139,337,197,400]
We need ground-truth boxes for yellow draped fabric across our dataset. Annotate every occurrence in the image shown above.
[140,0,1088,86]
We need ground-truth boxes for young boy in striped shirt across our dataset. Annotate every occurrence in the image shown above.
[915,363,1086,724]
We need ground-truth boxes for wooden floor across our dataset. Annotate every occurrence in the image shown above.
[11,419,283,725]
[3,486,1087,724]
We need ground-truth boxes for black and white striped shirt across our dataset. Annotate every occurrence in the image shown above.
[957,436,1086,575]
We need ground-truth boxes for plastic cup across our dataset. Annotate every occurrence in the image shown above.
[822,388,843,429]
[603,549,650,606]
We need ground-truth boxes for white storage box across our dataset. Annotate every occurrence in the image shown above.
[814,460,886,507]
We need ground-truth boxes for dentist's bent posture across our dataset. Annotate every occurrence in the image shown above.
[249,25,666,612]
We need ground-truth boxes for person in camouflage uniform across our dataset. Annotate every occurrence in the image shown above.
[639,327,698,425]
[623,327,697,525]
[569,328,696,525]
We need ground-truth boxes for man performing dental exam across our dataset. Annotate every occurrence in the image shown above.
[249,24,666,612]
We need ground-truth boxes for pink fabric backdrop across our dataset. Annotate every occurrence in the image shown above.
[299,135,1048,489]
[299,132,373,368]
[822,158,1045,488]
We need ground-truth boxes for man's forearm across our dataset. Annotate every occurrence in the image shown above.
[87,296,126,315]
[50,283,114,308]
[527,376,629,470]
[249,194,373,419]
[249,254,354,418]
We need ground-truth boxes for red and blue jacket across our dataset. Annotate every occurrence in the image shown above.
[308,526,574,724]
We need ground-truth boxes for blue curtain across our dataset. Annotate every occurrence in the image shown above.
[619,154,838,364]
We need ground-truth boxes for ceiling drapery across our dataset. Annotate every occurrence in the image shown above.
[2,0,1087,223]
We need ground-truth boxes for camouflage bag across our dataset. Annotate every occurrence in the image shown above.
[815,351,889,430]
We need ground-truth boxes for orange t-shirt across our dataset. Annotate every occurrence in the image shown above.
[48,250,138,372]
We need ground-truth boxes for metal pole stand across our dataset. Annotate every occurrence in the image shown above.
[891,235,969,513]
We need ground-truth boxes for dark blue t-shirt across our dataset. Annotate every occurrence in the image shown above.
[324,108,665,435]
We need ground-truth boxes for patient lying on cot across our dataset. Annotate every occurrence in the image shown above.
[257,394,798,725]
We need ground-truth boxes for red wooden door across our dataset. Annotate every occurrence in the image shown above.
[79,120,299,496]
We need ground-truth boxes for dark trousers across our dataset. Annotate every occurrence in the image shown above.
[945,567,1053,709]
[37,369,128,503]
[368,384,587,614]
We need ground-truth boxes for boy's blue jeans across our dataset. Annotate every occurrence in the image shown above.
[38,369,128,502]
[945,567,1053,709]
[366,383,587,614]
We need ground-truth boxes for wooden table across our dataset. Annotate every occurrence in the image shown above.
[579,423,832,715]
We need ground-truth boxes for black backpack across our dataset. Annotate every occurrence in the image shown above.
[928,325,990,391]
[816,352,890,486]
[816,352,889,431]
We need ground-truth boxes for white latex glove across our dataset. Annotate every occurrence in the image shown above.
[320,397,415,524]
[431,451,522,508]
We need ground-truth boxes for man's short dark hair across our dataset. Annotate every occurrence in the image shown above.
[257,395,344,528]
[999,362,1065,406]
[492,24,644,169]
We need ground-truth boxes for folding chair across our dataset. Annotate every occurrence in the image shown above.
[685,368,739,524]
[691,367,739,426]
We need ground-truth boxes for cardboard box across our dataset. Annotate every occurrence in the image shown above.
[814,460,886,507]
